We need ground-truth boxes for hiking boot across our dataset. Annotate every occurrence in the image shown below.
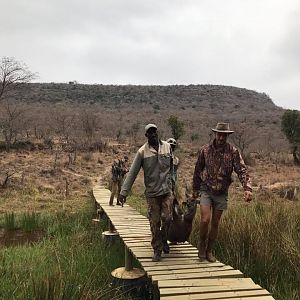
[152,251,162,262]
[206,238,216,262]
[116,202,122,206]
[162,241,170,254]
[206,251,217,262]
[198,240,207,262]
[198,251,206,262]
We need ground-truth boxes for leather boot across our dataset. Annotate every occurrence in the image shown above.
[198,239,207,261]
[152,250,162,262]
[206,238,217,262]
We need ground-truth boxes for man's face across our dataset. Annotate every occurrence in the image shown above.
[146,128,158,145]
[215,132,228,146]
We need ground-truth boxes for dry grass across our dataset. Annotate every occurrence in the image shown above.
[1,142,299,213]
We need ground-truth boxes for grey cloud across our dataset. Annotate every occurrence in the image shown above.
[1,0,300,110]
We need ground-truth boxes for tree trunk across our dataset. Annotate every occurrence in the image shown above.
[292,146,300,165]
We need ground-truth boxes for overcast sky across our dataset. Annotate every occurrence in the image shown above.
[1,0,299,110]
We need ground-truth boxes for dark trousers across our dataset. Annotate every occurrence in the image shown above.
[146,194,173,252]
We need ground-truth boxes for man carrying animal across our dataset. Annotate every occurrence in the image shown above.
[118,124,173,262]
[192,122,252,262]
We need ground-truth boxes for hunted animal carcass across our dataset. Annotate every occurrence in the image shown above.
[167,199,197,243]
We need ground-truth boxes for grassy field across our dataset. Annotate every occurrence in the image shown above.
[1,145,300,300]
[127,190,300,300]
[0,195,149,300]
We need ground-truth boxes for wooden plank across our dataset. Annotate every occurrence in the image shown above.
[144,262,225,272]
[151,270,243,282]
[117,230,151,234]
[107,211,147,215]
[122,239,151,243]
[134,251,198,258]
[123,240,151,244]
[159,284,263,296]
[116,227,150,230]
[147,266,234,277]
[127,245,153,250]
[223,297,275,300]
[110,216,148,220]
[140,259,220,267]
[159,289,271,299]
[122,238,151,243]
[113,222,150,226]
[130,248,198,254]
[119,235,152,238]
[119,233,152,237]
[158,278,255,288]
[93,188,273,300]
[140,257,205,263]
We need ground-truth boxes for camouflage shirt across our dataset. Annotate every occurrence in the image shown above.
[193,140,252,195]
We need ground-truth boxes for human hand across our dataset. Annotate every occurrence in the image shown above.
[118,195,126,207]
[244,191,252,202]
[192,191,199,200]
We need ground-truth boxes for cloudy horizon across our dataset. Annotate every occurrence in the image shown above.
[1,0,299,110]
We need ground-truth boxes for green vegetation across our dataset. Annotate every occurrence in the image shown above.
[20,212,40,232]
[167,115,185,141]
[281,109,300,165]
[3,212,16,231]
[129,193,300,300]
[0,199,144,300]
[191,198,300,300]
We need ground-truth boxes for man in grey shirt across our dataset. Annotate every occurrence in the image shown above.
[118,124,173,262]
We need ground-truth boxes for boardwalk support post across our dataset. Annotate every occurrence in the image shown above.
[102,220,119,242]
[125,246,133,271]
[92,206,105,225]
[94,186,275,300]
[111,246,146,294]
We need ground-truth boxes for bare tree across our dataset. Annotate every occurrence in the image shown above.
[49,109,76,144]
[0,57,36,101]
[230,123,257,158]
[0,101,27,150]
[127,121,140,145]
[78,109,97,142]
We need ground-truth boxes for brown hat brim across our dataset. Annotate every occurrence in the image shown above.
[212,129,234,134]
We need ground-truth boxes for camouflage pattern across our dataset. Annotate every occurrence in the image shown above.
[193,140,252,195]
[109,159,129,205]
[146,194,173,252]
[111,159,128,182]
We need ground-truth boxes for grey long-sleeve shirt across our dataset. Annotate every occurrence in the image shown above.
[120,140,172,198]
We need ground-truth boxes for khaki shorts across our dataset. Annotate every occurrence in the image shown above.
[200,190,228,210]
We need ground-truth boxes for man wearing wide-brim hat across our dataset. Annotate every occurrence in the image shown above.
[192,122,252,262]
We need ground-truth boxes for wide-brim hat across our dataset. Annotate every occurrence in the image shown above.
[145,123,157,133]
[211,122,234,134]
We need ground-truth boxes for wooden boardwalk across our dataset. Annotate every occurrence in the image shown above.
[93,187,275,300]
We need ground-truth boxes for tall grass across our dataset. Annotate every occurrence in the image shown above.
[190,197,300,300]
[128,192,300,300]
[3,212,16,230]
[20,212,40,232]
[0,201,142,300]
